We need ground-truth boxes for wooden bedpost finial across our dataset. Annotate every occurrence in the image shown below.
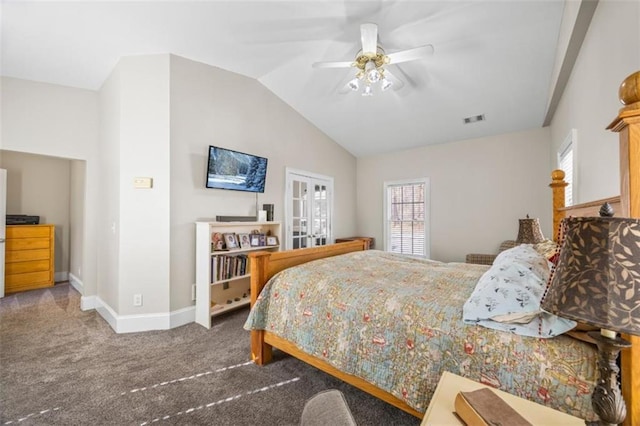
[550,169,566,184]
[619,70,640,112]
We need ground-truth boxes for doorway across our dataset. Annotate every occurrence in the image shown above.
[285,168,333,250]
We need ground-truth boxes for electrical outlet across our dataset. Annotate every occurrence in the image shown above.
[133,294,143,307]
[191,284,196,301]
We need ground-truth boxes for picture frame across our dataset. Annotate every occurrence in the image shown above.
[211,232,225,251]
[250,235,261,247]
[238,233,251,249]
[223,233,238,249]
[258,234,266,246]
[266,236,278,246]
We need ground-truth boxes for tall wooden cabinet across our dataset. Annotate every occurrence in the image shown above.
[5,224,55,293]
[195,221,281,329]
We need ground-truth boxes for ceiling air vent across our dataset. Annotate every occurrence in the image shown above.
[463,114,485,124]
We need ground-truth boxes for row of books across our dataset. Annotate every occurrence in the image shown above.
[211,254,248,282]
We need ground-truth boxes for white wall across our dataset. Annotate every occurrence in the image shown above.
[169,55,357,310]
[550,0,640,203]
[357,127,552,262]
[69,160,85,290]
[117,55,171,316]
[98,65,122,312]
[0,76,99,299]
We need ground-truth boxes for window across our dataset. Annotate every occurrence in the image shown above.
[558,129,576,206]
[383,179,430,257]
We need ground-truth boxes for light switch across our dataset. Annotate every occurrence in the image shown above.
[134,177,153,189]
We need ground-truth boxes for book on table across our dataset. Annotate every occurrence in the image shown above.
[454,388,532,426]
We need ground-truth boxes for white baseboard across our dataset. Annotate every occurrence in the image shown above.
[170,305,196,329]
[68,273,97,311]
[93,297,196,333]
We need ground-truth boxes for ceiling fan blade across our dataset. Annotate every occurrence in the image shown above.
[360,23,378,55]
[312,60,354,69]
[384,69,404,90]
[386,44,434,64]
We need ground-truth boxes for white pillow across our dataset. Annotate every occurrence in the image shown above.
[463,244,576,338]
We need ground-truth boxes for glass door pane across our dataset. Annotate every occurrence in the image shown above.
[291,179,308,249]
[286,170,333,250]
[312,184,328,247]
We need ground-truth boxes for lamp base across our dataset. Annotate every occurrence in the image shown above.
[585,331,632,426]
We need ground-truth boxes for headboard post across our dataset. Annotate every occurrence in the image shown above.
[549,169,568,242]
[606,75,640,426]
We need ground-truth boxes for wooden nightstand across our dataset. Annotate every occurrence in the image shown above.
[421,372,584,425]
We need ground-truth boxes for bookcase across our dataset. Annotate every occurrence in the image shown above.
[195,221,281,329]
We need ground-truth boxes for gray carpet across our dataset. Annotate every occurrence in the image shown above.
[0,283,420,425]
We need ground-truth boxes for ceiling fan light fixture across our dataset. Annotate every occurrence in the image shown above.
[364,61,381,84]
[348,78,360,91]
[362,85,373,97]
[381,77,392,91]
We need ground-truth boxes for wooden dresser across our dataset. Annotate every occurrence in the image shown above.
[5,224,55,293]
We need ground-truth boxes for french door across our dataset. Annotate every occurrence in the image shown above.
[285,169,333,250]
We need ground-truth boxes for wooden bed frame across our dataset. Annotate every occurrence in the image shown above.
[249,98,640,424]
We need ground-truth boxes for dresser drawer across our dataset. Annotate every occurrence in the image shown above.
[6,237,50,251]
[6,225,52,239]
[6,248,51,263]
[6,259,51,275]
[6,271,53,292]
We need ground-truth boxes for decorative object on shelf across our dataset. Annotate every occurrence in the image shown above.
[212,232,225,251]
[516,215,545,244]
[541,212,640,426]
[250,234,261,247]
[266,236,278,246]
[223,233,238,249]
[257,210,267,222]
[238,233,251,249]
[263,204,274,221]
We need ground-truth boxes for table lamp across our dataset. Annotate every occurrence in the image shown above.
[516,215,545,244]
[541,214,640,425]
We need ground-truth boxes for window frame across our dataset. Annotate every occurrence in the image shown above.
[383,178,430,258]
[557,129,577,206]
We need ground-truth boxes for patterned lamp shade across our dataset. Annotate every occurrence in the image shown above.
[516,216,545,244]
[541,217,640,335]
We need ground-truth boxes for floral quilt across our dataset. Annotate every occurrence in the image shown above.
[244,250,597,420]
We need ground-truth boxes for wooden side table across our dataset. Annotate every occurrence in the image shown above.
[335,237,374,250]
[421,372,584,425]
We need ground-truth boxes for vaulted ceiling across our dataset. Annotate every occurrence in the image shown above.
[1,1,582,157]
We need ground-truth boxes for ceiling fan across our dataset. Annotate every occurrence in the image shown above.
[313,23,434,96]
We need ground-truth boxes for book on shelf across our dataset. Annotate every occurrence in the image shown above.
[211,254,248,282]
[454,388,532,426]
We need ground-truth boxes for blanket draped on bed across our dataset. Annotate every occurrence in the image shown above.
[244,250,596,420]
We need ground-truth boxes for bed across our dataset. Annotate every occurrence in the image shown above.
[245,91,640,425]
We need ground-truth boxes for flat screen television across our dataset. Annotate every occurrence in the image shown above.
[205,145,268,193]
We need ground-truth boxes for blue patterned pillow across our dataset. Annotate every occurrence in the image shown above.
[462,244,576,338]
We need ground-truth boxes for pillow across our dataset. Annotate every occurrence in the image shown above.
[463,244,576,338]
[532,239,560,264]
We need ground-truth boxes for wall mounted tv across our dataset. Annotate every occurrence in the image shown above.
[206,145,268,193]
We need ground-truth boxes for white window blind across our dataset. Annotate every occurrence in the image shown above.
[384,180,429,257]
[559,142,573,206]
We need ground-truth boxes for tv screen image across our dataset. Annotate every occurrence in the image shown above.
[206,146,268,193]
